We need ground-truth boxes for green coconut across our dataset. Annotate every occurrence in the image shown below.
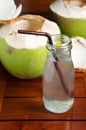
[50,0,86,38]
[0,0,22,61]
[0,15,61,79]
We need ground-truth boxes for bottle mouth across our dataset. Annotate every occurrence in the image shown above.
[47,34,72,52]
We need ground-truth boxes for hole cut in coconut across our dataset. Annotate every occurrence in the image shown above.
[0,15,60,49]
[50,0,86,18]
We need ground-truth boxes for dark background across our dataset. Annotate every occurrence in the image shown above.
[15,0,55,16]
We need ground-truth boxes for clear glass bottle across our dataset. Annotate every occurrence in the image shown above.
[43,34,75,113]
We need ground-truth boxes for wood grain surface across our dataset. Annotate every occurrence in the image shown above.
[0,63,86,129]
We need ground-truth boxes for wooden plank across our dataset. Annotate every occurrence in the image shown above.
[4,77,42,98]
[0,86,5,113]
[4,75,86,98]
[0,121,86,130]
[0,98,86,120]
[75,77,86,97]
[0,64,6,112]
[75,72,86,78]
[83,72,86,90]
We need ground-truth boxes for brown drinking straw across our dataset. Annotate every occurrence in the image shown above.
[18,30,72,98]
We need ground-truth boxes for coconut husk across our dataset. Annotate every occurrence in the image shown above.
[0,14,45,25]
[0,17,19,25]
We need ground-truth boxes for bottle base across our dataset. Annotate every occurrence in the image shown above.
[43,97,74,113]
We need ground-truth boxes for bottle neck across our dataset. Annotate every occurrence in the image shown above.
[46,34,72,61]
[46,34,72,52]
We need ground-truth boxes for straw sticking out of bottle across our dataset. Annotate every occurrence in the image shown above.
[18,30,72,98]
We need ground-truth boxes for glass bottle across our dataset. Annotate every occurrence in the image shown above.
[43,34,75,113]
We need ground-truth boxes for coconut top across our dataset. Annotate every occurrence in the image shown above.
[0,15,60,49]
[0,0,22,20]
[50,0,86,19]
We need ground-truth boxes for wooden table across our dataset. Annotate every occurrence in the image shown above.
[0,0,86,129]
[0,63,86,130]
